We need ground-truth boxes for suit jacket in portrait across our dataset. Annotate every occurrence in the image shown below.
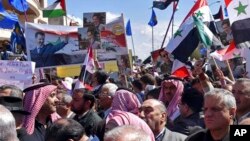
[30,42,67,67]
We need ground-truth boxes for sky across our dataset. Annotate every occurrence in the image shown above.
[48,0,223,60]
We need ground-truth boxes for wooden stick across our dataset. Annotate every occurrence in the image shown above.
[225,60,235,82]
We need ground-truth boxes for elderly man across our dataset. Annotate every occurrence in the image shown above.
[0,104,19,141]
[0,84,23,98]
[104,125,151,141]
[185,88,236,141]
[98,83,118,119]
[139,99,187,141]
[232,78,250,124]
[56,90,75,119]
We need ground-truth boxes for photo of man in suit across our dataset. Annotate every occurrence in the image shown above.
[30,31,68,68]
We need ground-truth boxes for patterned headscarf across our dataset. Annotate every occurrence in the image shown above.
[158,79,184,121]
[106,110,155,141]
[23,84,60,134]
[111,89,141,114]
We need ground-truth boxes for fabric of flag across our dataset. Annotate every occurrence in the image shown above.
[10,22,26,54]
[210,41,242,61]
[148,9,158,27]
[84,47,95,74]
[0,3,18,29]
[224,7,228,17]
[153,0,178,10]
[225,0,250,48]
[171,59,190,78]
[193,15,223,48]
[165,0,214,63]
[43,0,66,18]
[126,19,132,36]
[9,0,29,12]
[240,47,250,78]
[213,6,224,21]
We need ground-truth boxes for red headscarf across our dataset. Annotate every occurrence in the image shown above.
[158,79,184,121]
[23,85,61,134]
[111,89,141,114]
[106,110,155,141]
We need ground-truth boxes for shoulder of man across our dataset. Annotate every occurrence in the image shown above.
[184,129,207,141]
[164,128,187,141]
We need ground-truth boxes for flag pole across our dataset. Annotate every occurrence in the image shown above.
[172,1,175,37]
[82,47,90,85]
[160,1,179,48]
[225,60,235,82]
[152,26,154,51]
[131,34,136,56]
[21,0,28,21]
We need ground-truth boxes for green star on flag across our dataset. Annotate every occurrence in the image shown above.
[174,29,183,38]
[234,1,248,16]
[195,11,204,18]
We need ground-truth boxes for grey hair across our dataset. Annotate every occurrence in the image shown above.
[235,78,250,93]
[62,94,73,105]
[0,105,19,141]
[104,125,151,141]
[146,99,167,113]
[102,83,118,97]
[0,85,23,98]
[204,88,236,109]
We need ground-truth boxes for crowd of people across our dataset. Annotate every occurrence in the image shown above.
[0,49,249,141]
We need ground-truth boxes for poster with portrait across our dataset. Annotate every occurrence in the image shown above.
[99,15,128,61]
[25,22,86,68]
[116,54,131,76]
[215,19,232,46]
[83,12,106,46]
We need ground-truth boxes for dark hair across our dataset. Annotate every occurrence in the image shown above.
[181,88,204,113]
[73,88,90,96]
[0,85,23,99]
[222,20,230,27]
[83,94,96,108]
[45,118,85,141]
[35,31,45,38]
[132,80,143,91]
[146,87,161,100]
[94,71,108,85]
[140,74,156,85]
[191,78,200,86]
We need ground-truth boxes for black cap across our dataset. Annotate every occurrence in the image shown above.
[0,96,30,115]
[23,82,51,93]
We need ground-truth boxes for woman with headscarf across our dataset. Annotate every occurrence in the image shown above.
[22,83,60,141]
[158,77,184,121]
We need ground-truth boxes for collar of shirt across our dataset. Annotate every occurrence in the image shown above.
[155,127,166,141]
[77,110,90,119]
[67,111,75,118]
[237,112,250,124]
[104,108,111,119]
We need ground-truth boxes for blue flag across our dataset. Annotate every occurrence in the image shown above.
[9,0,29,12]
[148,9,157,27]
[126,19,132,36]
[0,2,18,29]
[224,7,228,17]
[10,22,26,54]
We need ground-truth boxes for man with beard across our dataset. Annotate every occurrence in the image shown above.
[72,88,102,137]
[22,83,61,141]
[139,99,187,141]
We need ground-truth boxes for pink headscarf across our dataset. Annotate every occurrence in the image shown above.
[158,78,184,120]
[111,89,141,114]
[106,110,155,141]
[23,85,61,134]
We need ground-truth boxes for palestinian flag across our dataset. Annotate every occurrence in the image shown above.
[43,0,66,18]
[225,0,250,48]
[193,15,223,48]
[171,59,190,78]
[165,0,214,63]
[210,41,242,61]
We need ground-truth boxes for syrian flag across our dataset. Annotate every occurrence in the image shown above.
[74,47,95,90]
[165,0,214,63]
[153,0,178,10]
[210,41,242,61]
[43,0,66,18]
[225,0,250,48]
[171,59,190,78]
[193,15,223,48]
[213,6,224,21]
